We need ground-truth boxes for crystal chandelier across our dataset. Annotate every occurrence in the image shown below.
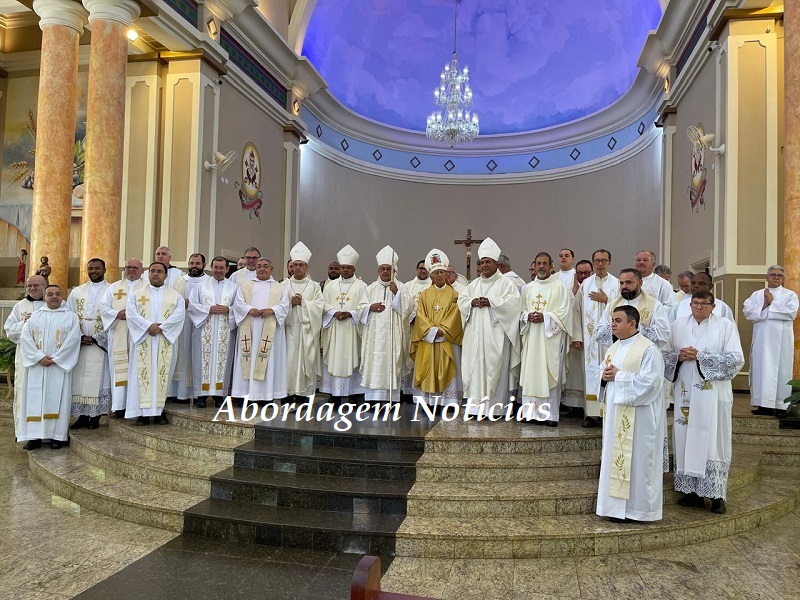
[425,0,479,146]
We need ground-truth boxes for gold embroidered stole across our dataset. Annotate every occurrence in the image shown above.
[134,286,179,405]
[171,278,189,382]
[603,334,651,500]
[608,293,656,327]
[70,283,107,402]
[110,280,142,387]
[239,280,282,381]
[26,316,71,422]
[200,279,234,391]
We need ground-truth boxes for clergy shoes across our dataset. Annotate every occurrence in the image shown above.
[50,440,65,450]
[23,439,42,451]
[214,398,224,408]
[545,420,558,427]
[113,410,125,419]
[135,416,151,426]
[195,397,207,408]
[711,498,726,514]
[582,417,600,428]
[87,416,101,429]
[677,493,705,508]
[71,415,90,430]
[154,413,169,425]
[776,410,789,419]
[751,407,775,416]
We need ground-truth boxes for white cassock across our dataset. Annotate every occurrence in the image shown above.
[743,286,799,409]
[595,333,665,521]
[231,278,289,401]
[641,273,676,308]
[573,274,620,417]
[502,271,526,291]
[558,269,575,291]
[4,297,44,438]
[67,280,111,417]
[321,276,368,397]
[281,276,324,397]
[125,285,185,418]
[169,274,209,399]
[451,279,467,296]
[359,280,413,402]
[458,271,521,414]
[165,266,183,287]
[100,278,145,411]
[519,275,571,421]
[231,267,258,286]
[19,305,81,442]
[670,297,734,322]
[188,277,238,398]
[596,295,670,352]
[666,314,744,499]
[402,277,432,393]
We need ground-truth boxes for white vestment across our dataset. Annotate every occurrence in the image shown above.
[4,297,44,438]
[597,294,671,352]
[19,306,81,441]
[573,274,620,417]
[100,278,145,411]
[641,273,676,307]
[503,271,526,291]
[281,276,324,397]
[231,278,289,401]
[558,269,575,292]
[519,275,571,421]
[165,266,183,287]
[168,274,208,399]
[125,285,185,418]
[458,271,521,414]
[67,280,111,417]
[743,286,799,409]
[321,276,368,396]
[667,314,744,499]
[188,277,238,397]
[595,334,665,521]
[402,277,432,393]
[670,297,734,322]
[359,280,413,402]
[231,267,258,286]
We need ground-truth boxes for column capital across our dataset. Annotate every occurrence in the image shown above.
[33,0,89,34]
[82,0,141,27]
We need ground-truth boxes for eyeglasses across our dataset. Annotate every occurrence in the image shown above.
[593,258,610,264]
[690,302,713,307]
[244,255,259,260]
[767,273,784,277]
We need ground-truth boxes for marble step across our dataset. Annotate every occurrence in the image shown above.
[184,497,404,555]
[108,418,245,463]
[732,414,780,430]
[164,404,256,439]
[395,465,800,559]
[28,449,202,532]
[0,398,12,411]
[0,407,12,426]
[732,427,800,447]
[233,439,421,481]
[70,427,230,495]
[211,466,412,515]
[254,423,426,454]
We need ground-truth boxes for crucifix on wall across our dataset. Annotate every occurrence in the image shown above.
[454,228,484,281]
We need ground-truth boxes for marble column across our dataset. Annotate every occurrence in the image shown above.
[29,0,88,290]
[785,2,800,370]
[79,0,141,283]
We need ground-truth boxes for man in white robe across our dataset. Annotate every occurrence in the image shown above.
[231,258,290,403]
[519,252,572,426]
[125,262,185,424]
[563,259,594,411]
[155,246,183,287]
[458,238,521,416]
[67,258,110,429]
[571,250,619,427]
[674,271,693,304]
[402,260,432,395]
[281,242,324,401]
[666,291,744,513]
[636,250,676,307]
[446,266,468,295]
[231,246,261,285]
[557,248,576,291]
[19,285,81,449]
[595,305,665,522]
[743,265,799,417]
[188,256,237,408]
[321,245,368,401]
[360,246,413,403]
[4,275,46,440]
[498,254,526,290]
[670,272,734,322]
[100,259,145,417]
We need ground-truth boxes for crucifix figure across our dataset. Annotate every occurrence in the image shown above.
[454,228,484,281]
[336,293,350,309]
[114,289,126,301]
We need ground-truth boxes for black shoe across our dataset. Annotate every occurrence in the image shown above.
[214,398,223,408]
[776,410,789,419]
[23,439,42,450]
[113,410,125,418]
[545,420,558,427]
[50,440,65,450]
[154,413,169,425]
[195,398,206,408]
[135,416,151,426]
[87,416,101,429]
[71,415,90,430]
[678,493,705,507]
[711,498,726,514]
[582,417,599,428]
[667,403,674,411]
[751,407,775,416]
[607,517,627,523]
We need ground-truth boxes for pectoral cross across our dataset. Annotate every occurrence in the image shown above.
[433,303,443,312]
[605,355,612,368]
[532,293,547,311]
[336,293,350,308]
[454,228,484,281]
[242,335,251,353]
[260,335,270,353]
[680,382,688,398]
[114,289,126,300]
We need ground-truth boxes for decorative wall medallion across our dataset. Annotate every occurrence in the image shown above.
[234,142,264,222]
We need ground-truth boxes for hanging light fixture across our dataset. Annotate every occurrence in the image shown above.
[426,0,479,146]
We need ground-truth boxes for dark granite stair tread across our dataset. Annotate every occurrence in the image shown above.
[213,466,413,496]
[239,439,423,465]
[187,497,405,533]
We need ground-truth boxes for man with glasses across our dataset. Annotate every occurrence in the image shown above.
[231,247,261,285]
[669,272,733,323]
[674,271,694,303]
[666,291,744,514]
[744,265,799,417]
[4,275,47,439]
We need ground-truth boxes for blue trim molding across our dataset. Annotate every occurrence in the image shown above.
[221,29,289,109]
[164,0,198,27]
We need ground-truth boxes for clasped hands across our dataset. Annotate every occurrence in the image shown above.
[369,302,387,313]
[334,311,353,321]
[678,346,698,362]
[38,356,55,367]
[601,364,619,381]
[763,288,773,309]
[248,307,275,318]
[471,297,491,308]
[209,304,230,315]
[290,294,303,307]
[80,335,96,347]
[527,311,544,323]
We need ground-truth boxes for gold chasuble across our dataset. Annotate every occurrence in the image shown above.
[608,294,656,327]
[238,280,282,381]
[603,333,652,499]
[411,283,463,393]
[133,286,181,405]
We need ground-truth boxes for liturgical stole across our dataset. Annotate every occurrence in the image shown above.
[608,293,656,328]
[133,286,180,404]
[109,279,144,387]
[239,280,282,381]
[200,279,236,391]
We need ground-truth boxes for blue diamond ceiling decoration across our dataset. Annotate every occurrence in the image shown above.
[303,1,663,135]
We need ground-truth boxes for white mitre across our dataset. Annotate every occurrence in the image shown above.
[478,237,501,261]
[337,244,359,266]
[290,241,312,264]
[425,248,449,273]
[376,245,398,267]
